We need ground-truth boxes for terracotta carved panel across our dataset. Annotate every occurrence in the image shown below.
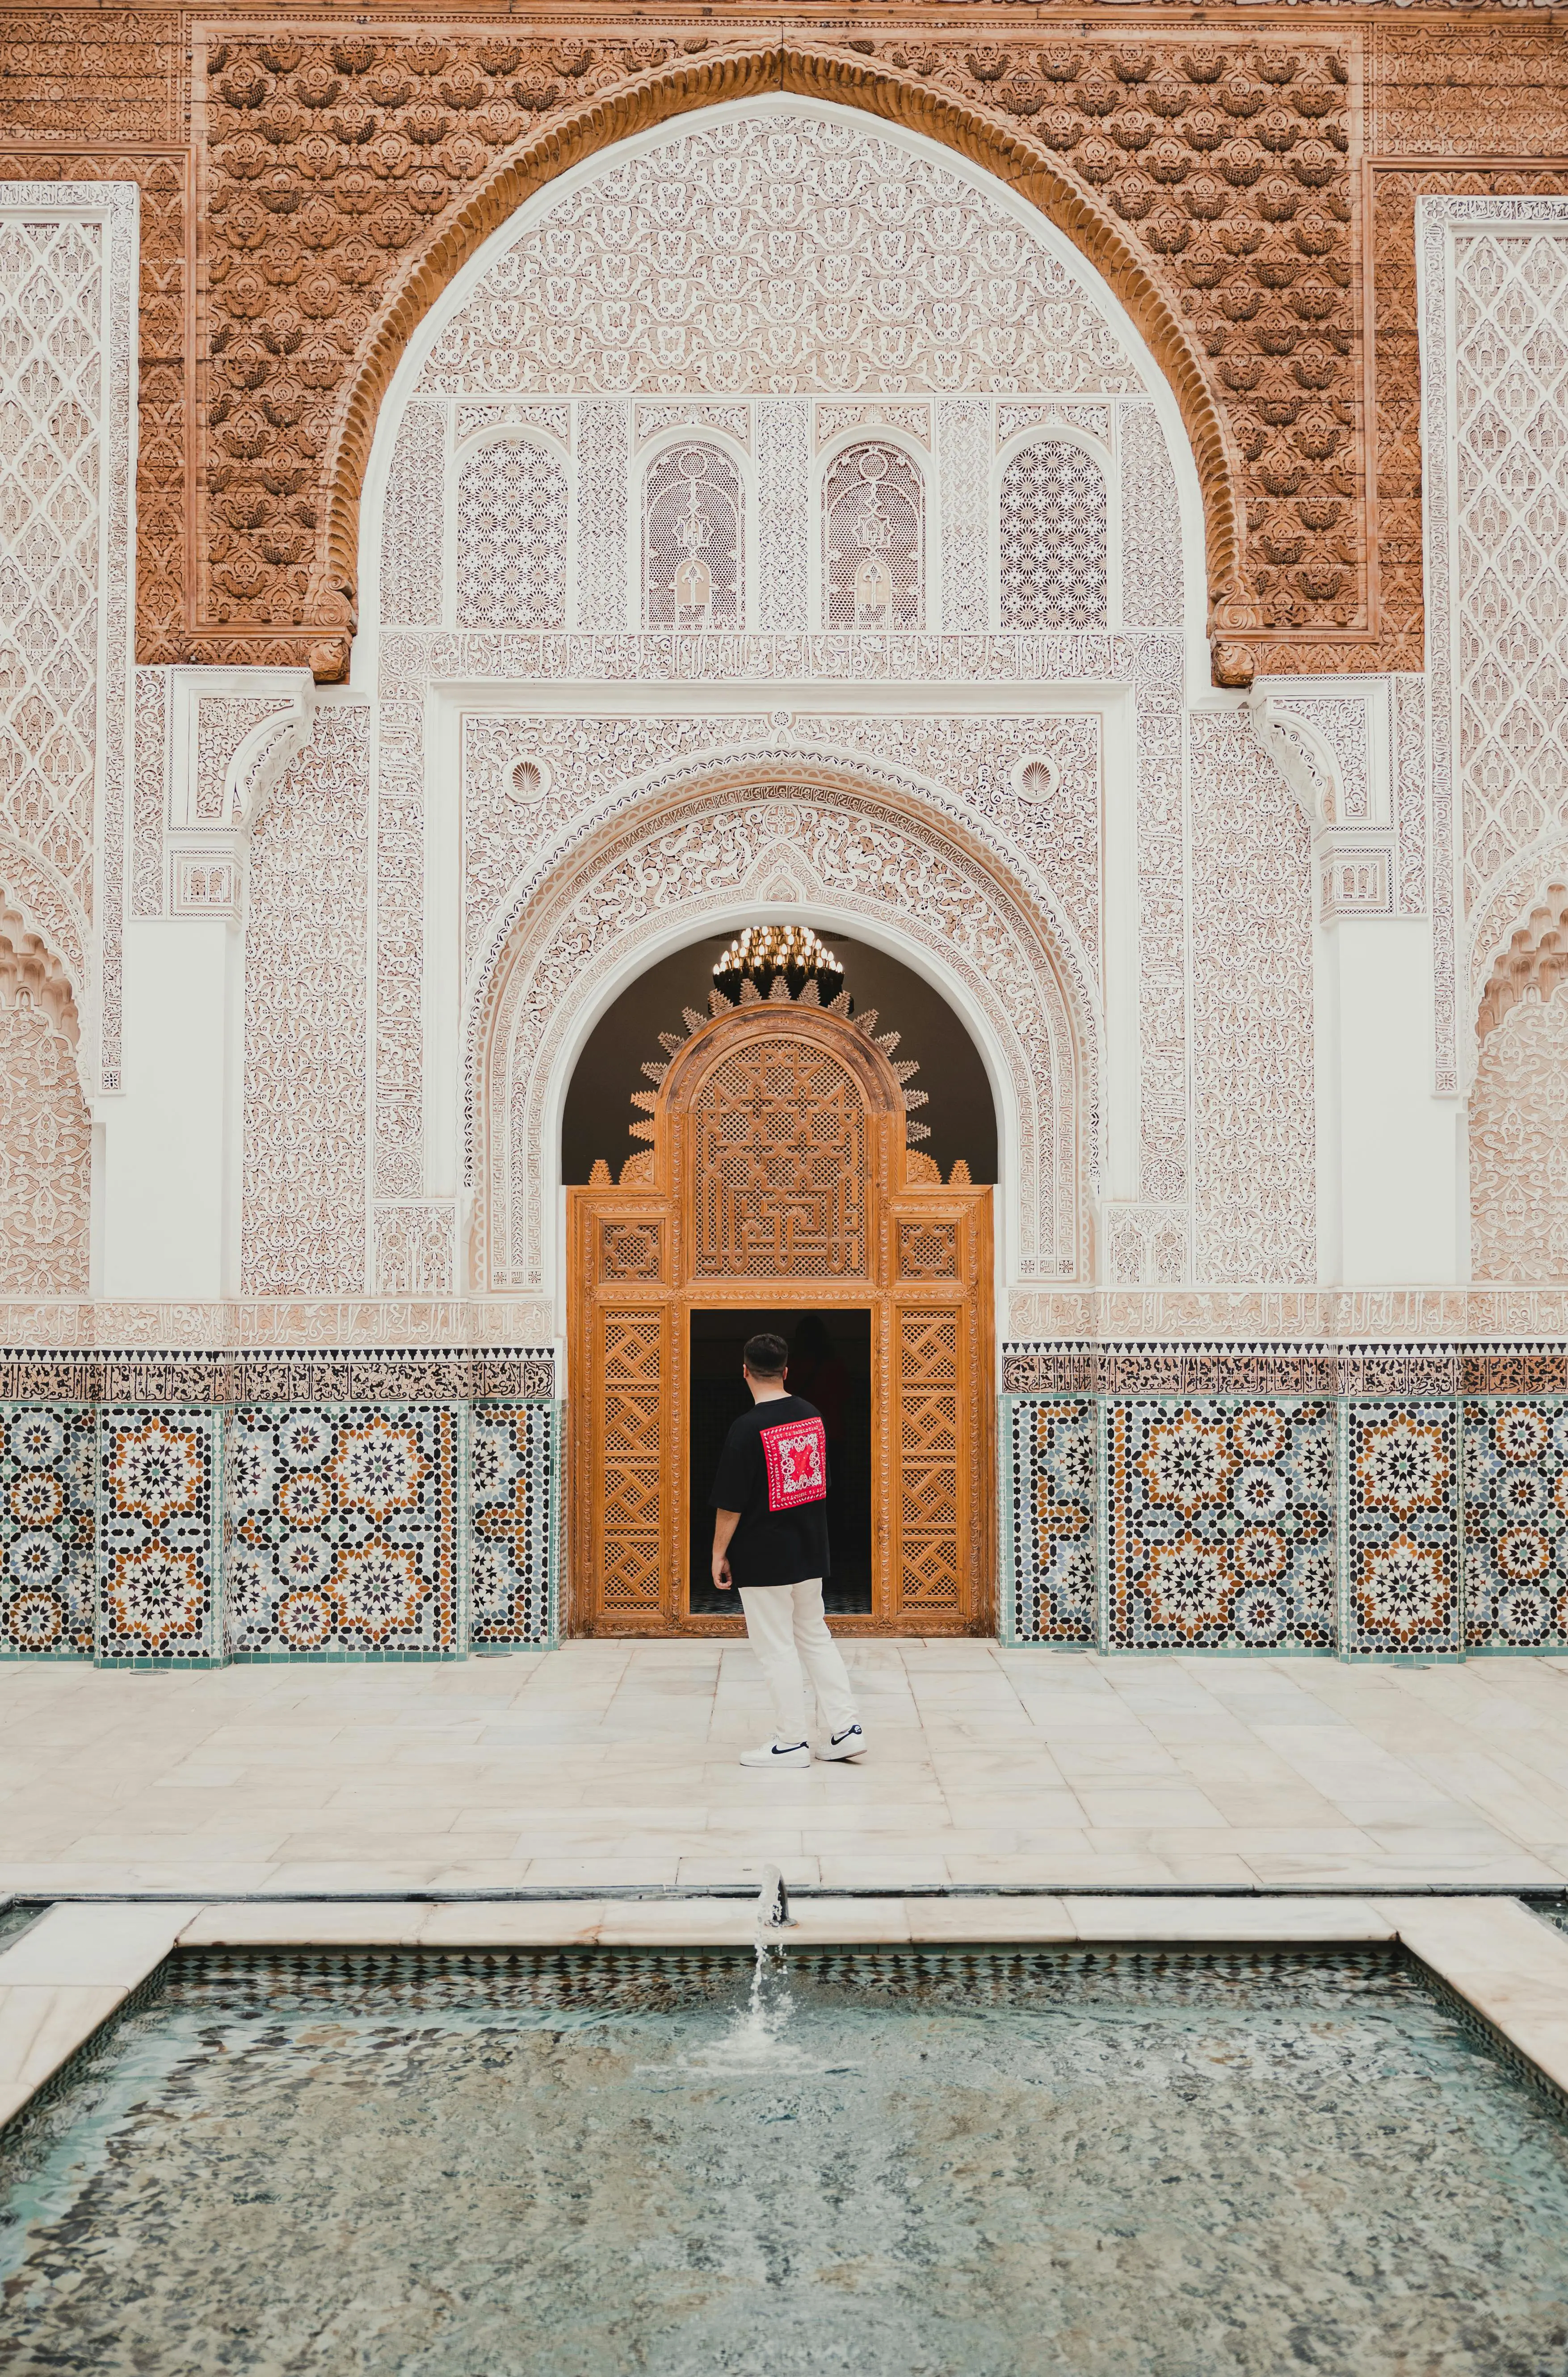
[189,31,1356,679]
[0,15,1556,680]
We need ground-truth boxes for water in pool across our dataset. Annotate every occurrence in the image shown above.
[2,1942,1566,2375]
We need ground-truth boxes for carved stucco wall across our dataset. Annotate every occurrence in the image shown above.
[471,768,1090,1299]
[0,184,137,1096]
[1471,981,1568,1284]
[1422,201,1568,1105]
[1189,708,1316,1285]
[5,15,1564,690]
[0,924,88,1296]
[185,28,1359,679]
[240,703,370,1295]
[415,113,1150,401]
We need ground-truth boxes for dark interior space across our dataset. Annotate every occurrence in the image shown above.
[687,1307,873,1618]
[562,931,998,1186]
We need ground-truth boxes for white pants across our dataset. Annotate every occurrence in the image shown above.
[738,1576,858,1746]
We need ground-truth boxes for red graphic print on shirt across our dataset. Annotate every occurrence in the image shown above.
[761,1415,828,1512]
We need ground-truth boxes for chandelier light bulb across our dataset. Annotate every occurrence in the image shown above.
[713,922,847,1002]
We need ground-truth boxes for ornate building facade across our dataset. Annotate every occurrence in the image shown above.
[1,6,1567,1662]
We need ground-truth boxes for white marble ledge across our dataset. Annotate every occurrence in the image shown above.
[177,1892,1398,1950]
[0,1902,200,2133]
[1373,1896,1568,2098]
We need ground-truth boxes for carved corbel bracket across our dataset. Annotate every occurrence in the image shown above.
[1251,696,1394,923]
[1250,696,1340,831]
[165,667,316,919]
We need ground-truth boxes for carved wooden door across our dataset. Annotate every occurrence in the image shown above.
[568,996,993,1635]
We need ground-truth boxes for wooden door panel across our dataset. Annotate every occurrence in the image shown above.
[892,1304,965,1618]
[569,1002,995,1635]
[595,1304,667,1624]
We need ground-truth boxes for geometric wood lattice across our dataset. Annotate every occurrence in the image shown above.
[569,994,993,1636]
[598,1308,664,1610]
[895,1309,963,1608]
[694,1037,866,1278]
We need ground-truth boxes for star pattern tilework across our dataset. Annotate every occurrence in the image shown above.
[0,1405,95,1658]
[1343,1401,1461,1658]
[223,1404,461,1659]
[471,1400,559,1647]
[1462,1397,1568,1654]
[97,1408,223,1664]
[1002,1397,1097,1646]
[1108,1398,1336,1654]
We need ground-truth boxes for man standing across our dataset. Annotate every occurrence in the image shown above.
[709,1330,867,1769]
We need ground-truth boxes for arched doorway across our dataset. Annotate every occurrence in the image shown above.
[566,989,994,1636]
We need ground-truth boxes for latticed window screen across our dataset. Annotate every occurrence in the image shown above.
[823,443,924,631]
[694,1039,867,1277]
[998,439,1108,630]
[643,442,743,629]
[455,437,568,628]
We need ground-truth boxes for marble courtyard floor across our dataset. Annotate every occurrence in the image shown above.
[4,1640,1568,1897]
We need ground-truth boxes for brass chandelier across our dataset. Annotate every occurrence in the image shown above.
[712,923,846,1006]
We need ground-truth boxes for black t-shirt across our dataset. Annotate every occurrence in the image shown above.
[708,1393,832,1591]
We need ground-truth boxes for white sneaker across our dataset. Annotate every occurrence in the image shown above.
[740,1739,811,1770]
[818,1722,867,1761]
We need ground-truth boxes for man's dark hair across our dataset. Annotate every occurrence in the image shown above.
[743,1332,789,1380]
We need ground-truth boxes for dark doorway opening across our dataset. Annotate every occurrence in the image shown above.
[688,1308,873,1617]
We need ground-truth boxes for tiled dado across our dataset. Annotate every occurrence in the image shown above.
[0,1386,559,1665]
[225,1405,464,1660]
[1111,1398,1337,1654]
[1003,1364,1568,1659]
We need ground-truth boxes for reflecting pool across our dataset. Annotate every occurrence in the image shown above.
[2,1945,1566,2375]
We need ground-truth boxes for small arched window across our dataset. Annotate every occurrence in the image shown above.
[998,439,1108,630]
[823,443,924,631]
[455,437,568,628]
[643,442,743,629]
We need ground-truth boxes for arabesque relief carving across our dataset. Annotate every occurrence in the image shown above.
[197,30,1357,687]
[0,13,1557,682]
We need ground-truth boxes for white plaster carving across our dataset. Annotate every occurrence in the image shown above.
[1103,1202,1189,1288]
[470,764,1092,1296]
[241,706,370,1296]
[415,113,1148,400]
[379,401,444,628]
[1252,700,1341,829]
[574,400,627,632]
[1420,198,1568,1094]
[168,669,315,835]
[375,701,425,1201]
[1118,405,1183,633]
[1471,977,1568,1283]
[938,400,989,634]
[455,434,569,630]
[1189,711,1316,1285]
[373,1201,457,1296]
[1394,672,1429,919]
[458,708,1102,989]
[0,185,136,1096]
[1275,694,1371,821]
[0,988,88,1296]
[755,400,810,634]
[132,668,168,919]
[635,403,750,450]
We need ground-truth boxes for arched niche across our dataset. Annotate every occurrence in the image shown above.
[562,930,1000,1190]
[565,990,996,1637]
[466,759,1093,1310]
[358,93,1208,655]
